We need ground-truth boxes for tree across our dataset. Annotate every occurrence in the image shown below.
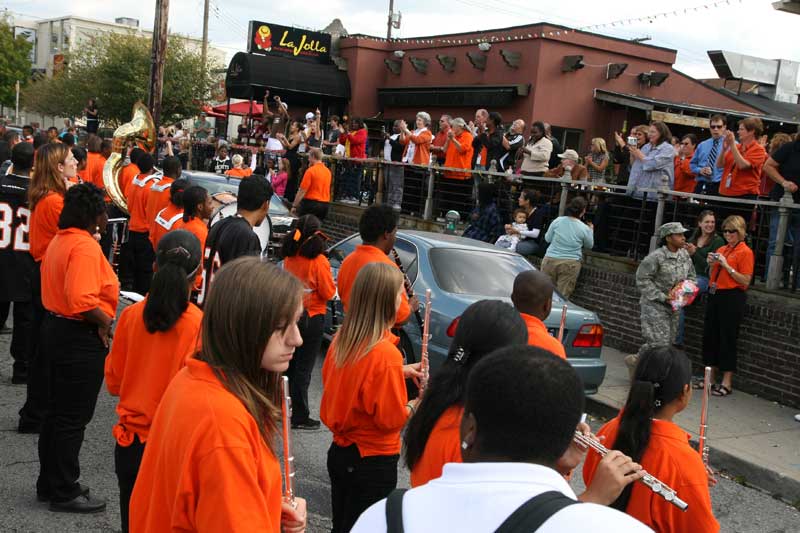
[0,16,33,109]
[21,31,218,126]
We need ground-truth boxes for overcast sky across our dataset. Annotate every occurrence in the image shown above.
[6,0,800,80]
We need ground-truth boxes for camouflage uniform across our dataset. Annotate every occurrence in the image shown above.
[635,245,696,357]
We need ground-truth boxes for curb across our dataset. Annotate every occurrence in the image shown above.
[585,396,800,505]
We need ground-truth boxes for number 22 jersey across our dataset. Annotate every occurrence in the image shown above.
[0,173,35,302]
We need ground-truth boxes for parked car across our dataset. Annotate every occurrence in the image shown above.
[324,230,607,393]
[181,170,296,259]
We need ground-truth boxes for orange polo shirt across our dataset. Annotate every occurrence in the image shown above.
[320,331,409,457]
[673,152,696,194]
[128,173,161,233]
[709,241,754,291]
[401,129,433,165]
[520,312,567,359]
[299,161,332,202]
[149,203,184,250]
[129,358,282,533]
[121,163,141,200]
[719,142,767,197]
[85,151,107,190]
[336,244,410,326]
[444,130,474,180]
[224,167,253,178]
[41,228,119,319]
[409,405,463,487]
[173,216,208,289]
[104,300,203,446]
[30,192,64,263]
[583,416,719,533]
[145,177,175,236]
[283,254,336,317]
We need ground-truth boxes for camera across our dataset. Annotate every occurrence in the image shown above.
[627,136,637,146]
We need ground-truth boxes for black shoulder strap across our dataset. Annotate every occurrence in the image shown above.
[385,488,408,533]
[494,491,579,533]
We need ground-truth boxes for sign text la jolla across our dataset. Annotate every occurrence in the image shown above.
[278,31,328,57]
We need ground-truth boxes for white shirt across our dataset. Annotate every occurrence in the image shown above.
[265,137,283,154]
[351,463,652,533]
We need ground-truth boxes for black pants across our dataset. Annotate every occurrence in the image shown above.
[327,443,398,533]
[115,436,145,533]
[37,315,107,502]
[2,301,32,380]
[285,313,324,423]
[298,199,330,222]
[20,263,47,429]
[702,288,747,372]
[694,180,720,196]
[128,230,154,295]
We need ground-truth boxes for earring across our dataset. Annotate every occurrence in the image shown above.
[95,226,100,233]
[461,441,468,450]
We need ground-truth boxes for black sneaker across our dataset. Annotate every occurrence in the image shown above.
[49,493,106,514]
[291,418,321,430]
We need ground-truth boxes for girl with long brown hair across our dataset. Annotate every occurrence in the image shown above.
[130,257,308,532]
[321,262,422,533]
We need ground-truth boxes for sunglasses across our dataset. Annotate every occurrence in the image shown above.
[709,125,724,130]
[722,229,738,234]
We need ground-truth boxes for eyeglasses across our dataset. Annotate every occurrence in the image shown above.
[722,229,738,234]
[709,125,724,130]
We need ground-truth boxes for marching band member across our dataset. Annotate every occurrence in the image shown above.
[281,214,336,430]
[105,230,203,533]
[583,346,720,533]
[405,300,528,487]
[144,155,182,234]
[336,205,416,326]
[200,175,271,304]
[320,262,423,533]
[121,148,145,199]
[148,178,188,250]
[511,270,567,358]
[126,153,160,294]
[353,347,650,532]
[130,257,307,532]
[38,183,118,513]
[20,143,73,433]
[174,185,212,292]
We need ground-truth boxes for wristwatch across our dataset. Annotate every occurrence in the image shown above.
[727,267,737,275]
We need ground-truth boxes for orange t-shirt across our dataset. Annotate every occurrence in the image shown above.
[520,312,567,359]
[149,204,184,250]
[583,416,719,533]
[719,142,768,197]
[409,405,463,487]
[336,244,410,326]
[283,254,336,317]
[128,173,162,233]
[129,358,283,533]
[41,228,119,319]
[173,216,209,289]
[121,163,141,200]
[225,167,253,178]
[401,129,433,165]
[673,152,696,194]
[104,300,203,446]
[145,177,175,236]
[320,331,408,457]
[85,151,107,190]
[709,241,754,291]
[30,192,64,262]
[444,130,474,180]
[299,162,332,202]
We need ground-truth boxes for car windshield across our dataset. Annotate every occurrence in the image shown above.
[430,248,563,303]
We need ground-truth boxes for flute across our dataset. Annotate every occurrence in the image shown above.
[279,376,296,507]
[419,289,432,391]
[557,304,568,343]
[574,431,689,511]
[391,248,424,330]
[698,366,711,468]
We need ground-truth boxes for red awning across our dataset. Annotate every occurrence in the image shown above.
[211,101,264,116]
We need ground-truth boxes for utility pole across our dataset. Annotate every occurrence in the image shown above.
[387,0,394,39]
[201,0,209,75]
[149,0,170,129]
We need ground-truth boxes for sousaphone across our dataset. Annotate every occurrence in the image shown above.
[102,102,156,215]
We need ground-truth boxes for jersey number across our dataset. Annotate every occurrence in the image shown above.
[0,203,30,251]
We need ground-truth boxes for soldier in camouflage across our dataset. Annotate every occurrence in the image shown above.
[625,222,696,376]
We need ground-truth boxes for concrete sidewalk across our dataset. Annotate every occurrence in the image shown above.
[586,346,800,504]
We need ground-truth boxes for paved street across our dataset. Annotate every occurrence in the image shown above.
[1,331,799,532]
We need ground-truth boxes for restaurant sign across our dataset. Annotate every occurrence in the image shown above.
[247,21,331,63]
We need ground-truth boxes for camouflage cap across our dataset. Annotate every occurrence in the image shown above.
[659,221,689,238]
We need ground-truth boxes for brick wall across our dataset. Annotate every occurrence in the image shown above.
[322,203,800,408]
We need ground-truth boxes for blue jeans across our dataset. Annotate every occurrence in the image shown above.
[675,275,709,346]
[766,207,800,269]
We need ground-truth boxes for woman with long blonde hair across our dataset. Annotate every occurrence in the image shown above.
[321,262,422,533]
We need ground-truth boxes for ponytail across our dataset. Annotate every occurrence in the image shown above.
[280,214,326,259]
[143,262,192,333]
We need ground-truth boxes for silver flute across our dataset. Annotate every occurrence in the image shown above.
[574,431,689,511]
[419,289,432,391]
[557,304,568,343]
[280,376,296,506]
[698,366,711,468]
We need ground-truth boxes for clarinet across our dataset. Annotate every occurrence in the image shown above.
[391,248,424,330]
[107,217,128,273]
[574,431,689,511]
[279,376,296,507]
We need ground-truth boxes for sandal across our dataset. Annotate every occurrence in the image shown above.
[711,384,732,397]
[691,376,706,390]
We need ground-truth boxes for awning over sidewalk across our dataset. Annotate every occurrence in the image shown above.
[225,52,351,101]
[378,84,531,108]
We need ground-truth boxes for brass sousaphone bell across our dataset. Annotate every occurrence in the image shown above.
[102,102,157,215]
